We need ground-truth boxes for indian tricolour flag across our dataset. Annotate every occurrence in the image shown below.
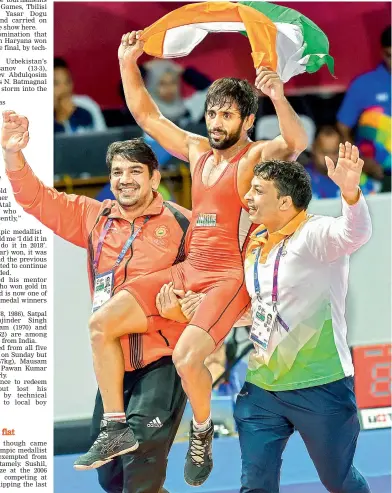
[140,1,334,83]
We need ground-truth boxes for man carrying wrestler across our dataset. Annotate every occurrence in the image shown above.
[1,112,199,493]
[75,30,308,487]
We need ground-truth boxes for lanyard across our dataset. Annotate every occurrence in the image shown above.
[254,237,289,299]
[93,216,150,273]
[254,236,290,331]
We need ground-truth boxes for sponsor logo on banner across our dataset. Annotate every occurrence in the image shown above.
[360,407,392,430]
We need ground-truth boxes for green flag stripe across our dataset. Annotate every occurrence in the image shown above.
[306,54,335,75]
[239,1,334,75]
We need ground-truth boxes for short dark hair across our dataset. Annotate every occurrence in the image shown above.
[106,138,159,177]
[54,57,69,70]
[381,25,391,48]
[205,78,259,120]
[254,160,312,210]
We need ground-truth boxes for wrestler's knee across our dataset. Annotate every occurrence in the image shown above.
[172,345,203,380]
[89,310,112,345]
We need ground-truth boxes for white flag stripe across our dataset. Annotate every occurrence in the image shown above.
[163,22,246,58]
[275,22,306,82]
[162,20,309,82]
[163,25,209,58]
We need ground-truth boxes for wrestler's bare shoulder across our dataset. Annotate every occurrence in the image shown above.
[237,140,268,170]
[236,140,283,203]
[246,140,273,160]
[240,138,294,169]
[188,135,211,172]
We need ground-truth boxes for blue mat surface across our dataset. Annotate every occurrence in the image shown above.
[54,429,391,493]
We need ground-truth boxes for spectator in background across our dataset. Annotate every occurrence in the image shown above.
[54,57,106,134]
[114,60,211,128]
[337,25,391,192]
[306,126,376,199]
[143,60,211,126]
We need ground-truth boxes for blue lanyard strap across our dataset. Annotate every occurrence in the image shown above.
[272,238,289,304]
[254,237,289,298]
[254,236,291,333]
[254,247,262,296]
[94,218,113,271]
[94,216,151,273]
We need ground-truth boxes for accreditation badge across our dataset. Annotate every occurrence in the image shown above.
[92,270,114,313]
[249,300,277,352]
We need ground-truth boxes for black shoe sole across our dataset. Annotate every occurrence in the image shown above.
[74,441,139,471]
[184,461,213,487]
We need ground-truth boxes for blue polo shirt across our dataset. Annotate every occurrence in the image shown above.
[54,107,94,134]
[337,63,391,170]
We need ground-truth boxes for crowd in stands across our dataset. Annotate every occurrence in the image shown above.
[54,25,391,197]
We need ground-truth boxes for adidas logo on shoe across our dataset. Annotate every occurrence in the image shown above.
[147,417,163,428]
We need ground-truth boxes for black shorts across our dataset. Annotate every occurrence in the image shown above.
[91,357,187,493]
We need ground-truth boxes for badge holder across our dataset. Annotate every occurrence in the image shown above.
[92,271,114,312]
[249,238,290,352]
[249,299,277,351]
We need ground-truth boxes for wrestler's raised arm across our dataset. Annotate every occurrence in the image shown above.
[237,68,309,202]
[118,31,209,170]
[255,67,308,162]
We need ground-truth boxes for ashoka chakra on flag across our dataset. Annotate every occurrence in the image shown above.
[140,1,334,83]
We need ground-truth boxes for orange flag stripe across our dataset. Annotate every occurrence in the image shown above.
[140,2,278,71]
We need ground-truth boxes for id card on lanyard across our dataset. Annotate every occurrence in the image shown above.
[249,237,290,352]
[92,216,150,312]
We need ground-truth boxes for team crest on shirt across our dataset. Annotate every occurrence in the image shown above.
[155,225,169,238]
[196,213,217,227]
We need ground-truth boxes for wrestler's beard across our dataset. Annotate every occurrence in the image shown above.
[208,125,242,150]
